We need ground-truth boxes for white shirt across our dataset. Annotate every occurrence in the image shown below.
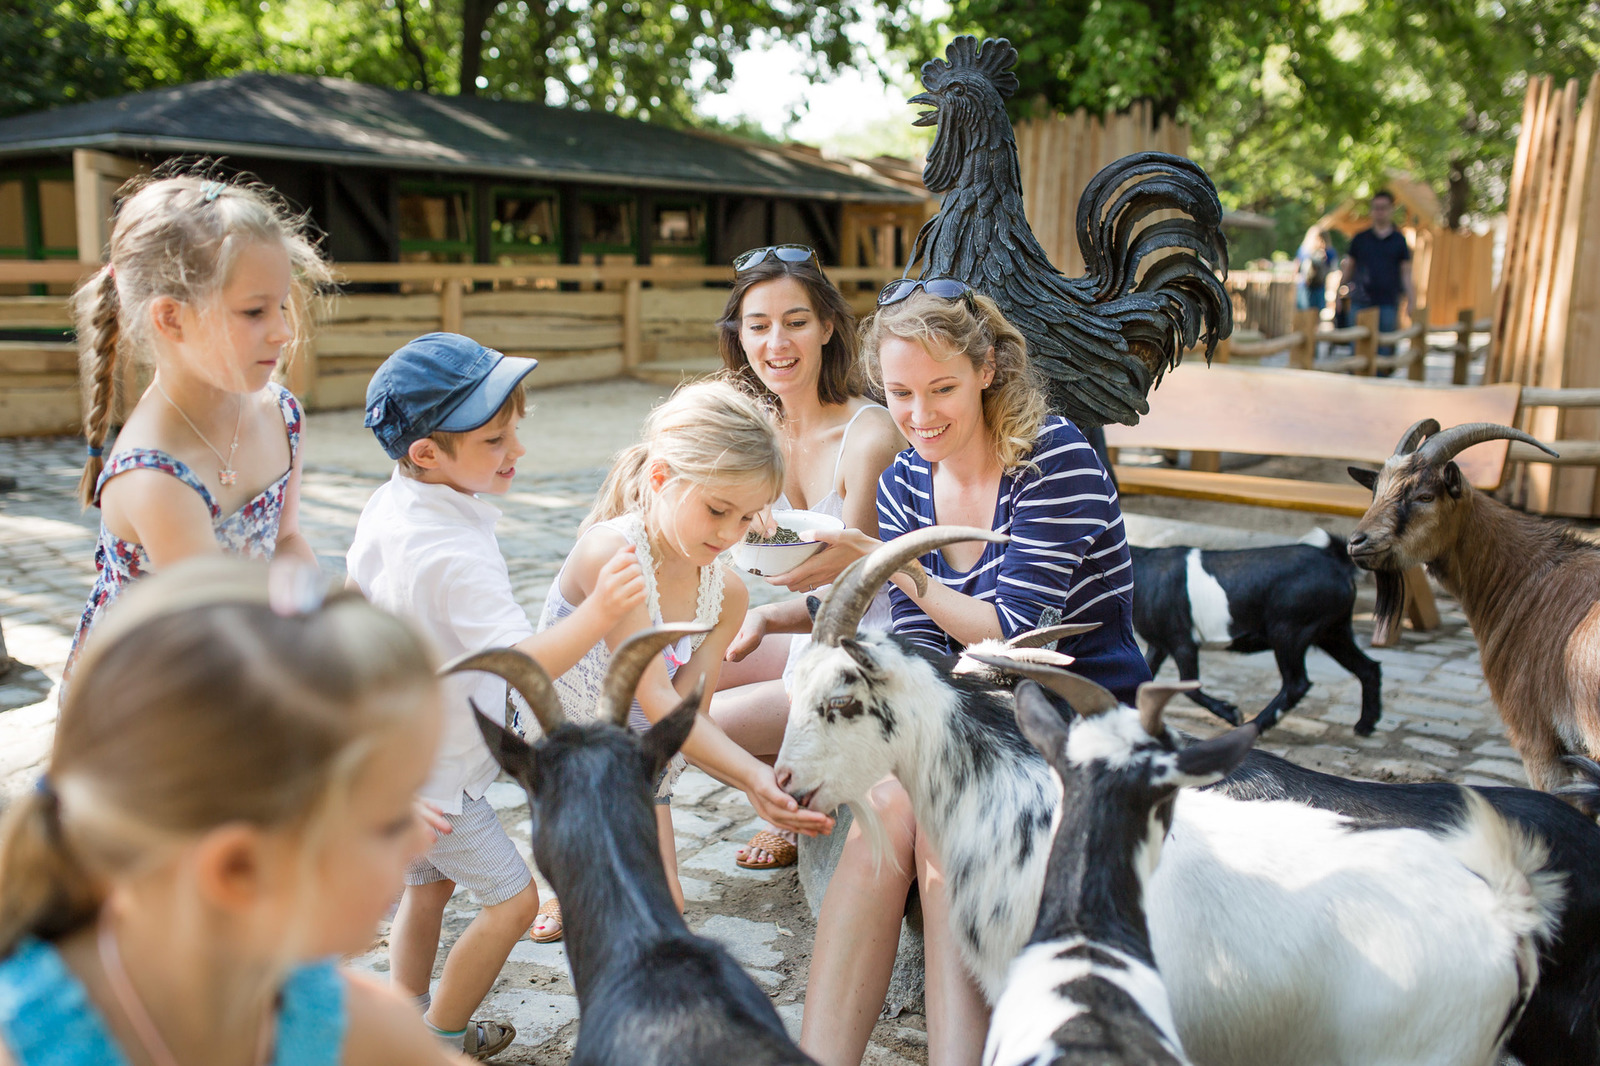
[347,471,536,813]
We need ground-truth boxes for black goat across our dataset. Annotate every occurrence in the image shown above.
[449,628,816,1066]
[1130,530,1382,734]
[1213,747,1600,1066]
[986,679,1260,1066]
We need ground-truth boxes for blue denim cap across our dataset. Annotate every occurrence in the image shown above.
[364,332,537,459]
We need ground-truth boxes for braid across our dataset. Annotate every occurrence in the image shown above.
[75,267,122,508]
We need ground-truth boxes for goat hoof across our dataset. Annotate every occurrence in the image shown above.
[1209,704,1241,726]
[1353,719,1378,737]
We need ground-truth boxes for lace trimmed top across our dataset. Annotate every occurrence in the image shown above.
[0,936,345,1066]
[537,513,725,799]
[64,384,302,681]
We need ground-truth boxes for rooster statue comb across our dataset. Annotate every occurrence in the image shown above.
[907,35,1231,429]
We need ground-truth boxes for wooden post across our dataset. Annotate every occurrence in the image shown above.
[1354,306,1380,376]
[439,279,463,334]
[1453,308,1475,385]
[1403,566,1441,632]
[72,149,142,264]
[284,336,317,404]
[1290,308,1318,369]
[1407,305,1430,381]
[1210,335,1231,365]
[623,278,644,370]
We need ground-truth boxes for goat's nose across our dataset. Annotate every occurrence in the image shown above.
[774,766,793,791]
[1348,531,1370,550]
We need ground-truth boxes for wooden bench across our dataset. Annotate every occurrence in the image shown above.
[1103,363,1526,643]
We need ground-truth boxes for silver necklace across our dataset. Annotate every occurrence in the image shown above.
[155,380,243,487]
[97,915,274,1066]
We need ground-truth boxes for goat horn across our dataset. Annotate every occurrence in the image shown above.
[443,648,566,738]
[599,623,713,727]
[1393,418,1441,456]
[813,526,1009,646]
[1418,422,1559,467]
[1006,622,1101,648]
[1136,681,1201,738]
[964,653,1121,716]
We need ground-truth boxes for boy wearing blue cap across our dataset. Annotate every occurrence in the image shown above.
[348,332,644,1057]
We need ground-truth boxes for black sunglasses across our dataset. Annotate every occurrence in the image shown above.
[734,244,820,272]
[877,276,976,312]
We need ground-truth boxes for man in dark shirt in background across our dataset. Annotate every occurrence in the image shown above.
[1342,190,1415,370]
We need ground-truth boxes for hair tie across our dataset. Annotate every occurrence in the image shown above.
[86,445,103,458]
[104,264,115,281]
[201,181,225,204]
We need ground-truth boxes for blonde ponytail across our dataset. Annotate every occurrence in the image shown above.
[74,267,122,508]
[581,378,784,532]
[0,783,102,958]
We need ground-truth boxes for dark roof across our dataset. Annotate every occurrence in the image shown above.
[0,73,922,203]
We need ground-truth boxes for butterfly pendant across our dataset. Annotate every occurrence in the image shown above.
[219,468,239,487]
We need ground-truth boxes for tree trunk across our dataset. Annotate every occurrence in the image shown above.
[395,0,431,93]
[458,0,495,96]
[1447,155,1469,231]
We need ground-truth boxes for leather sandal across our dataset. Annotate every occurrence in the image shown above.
[736,829,798,869]
[528,897,562,943]
[462,1018,516,1059]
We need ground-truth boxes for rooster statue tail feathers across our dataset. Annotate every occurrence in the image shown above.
[910,34,1232,430]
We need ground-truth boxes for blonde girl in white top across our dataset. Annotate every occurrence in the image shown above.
[538,380,836,915]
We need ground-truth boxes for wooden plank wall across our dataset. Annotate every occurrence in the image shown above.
[1491,74,1600,516]
[1013,103,1191,279]
[1413,227,1494,326]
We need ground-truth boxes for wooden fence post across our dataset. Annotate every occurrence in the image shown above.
[1290,308,1318,369]
[439,279,464,334]
[1454,308,1476,385]
[1407,305,1430,381]
[1355,307,1380,376]
[623,278,644,370]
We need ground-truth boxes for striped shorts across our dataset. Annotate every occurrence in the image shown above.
[405,792,531,906]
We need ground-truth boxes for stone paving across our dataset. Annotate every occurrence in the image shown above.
[0,394,1535,1064]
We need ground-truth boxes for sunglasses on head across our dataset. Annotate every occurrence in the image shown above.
[734,244,820,272]
[877,276,976,312]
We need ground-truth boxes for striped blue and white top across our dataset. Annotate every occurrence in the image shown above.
[877,417,1151,703]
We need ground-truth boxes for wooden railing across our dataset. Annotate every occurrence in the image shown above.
[1212,306,1494,383]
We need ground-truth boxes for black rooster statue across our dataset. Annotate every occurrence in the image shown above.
[907,36,1232,430]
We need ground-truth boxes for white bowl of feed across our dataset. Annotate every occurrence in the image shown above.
[731,509,845,577]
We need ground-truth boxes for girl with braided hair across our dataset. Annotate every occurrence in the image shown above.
[63,168,331,681]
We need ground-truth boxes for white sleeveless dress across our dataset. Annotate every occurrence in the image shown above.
[538,512,726,800]
[780,403,895,690]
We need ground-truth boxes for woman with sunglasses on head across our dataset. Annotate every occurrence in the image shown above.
[709,245,906,871]
[797,279,1150,1066]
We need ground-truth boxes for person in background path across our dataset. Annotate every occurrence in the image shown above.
[349,333,646,1058]
[1296,228,1337,315]
[0,557,460,1066]
[1342,190,1416,368]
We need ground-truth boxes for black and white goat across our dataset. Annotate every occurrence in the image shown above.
[777,527,1564,1065]
[1130,530,1382,734]
[449,628,816,1066]
[986,679,1261,1066]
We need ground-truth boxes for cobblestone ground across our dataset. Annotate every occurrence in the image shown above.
[0,416,1528,1064]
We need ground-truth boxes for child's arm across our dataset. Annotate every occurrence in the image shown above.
[341,972,473,1065]
[515,539,645,678]
[101,470,225,567]
[610,573,835,838]
[273,430,317,565]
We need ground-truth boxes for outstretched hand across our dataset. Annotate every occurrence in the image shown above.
[746,765,835,837]
[725,608,769,663]
[767,527,882,594]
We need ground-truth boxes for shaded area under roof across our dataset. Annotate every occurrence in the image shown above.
[0,72,922,204]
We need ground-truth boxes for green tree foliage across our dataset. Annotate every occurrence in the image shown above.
[2,0,923,129]
[948,0,1600,251]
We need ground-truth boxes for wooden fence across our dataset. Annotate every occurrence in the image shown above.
[1013,103,1191,279]
[1492,73,1600,516]
[0,260,912,437]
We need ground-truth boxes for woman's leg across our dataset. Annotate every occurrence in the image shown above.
[800,778,918,1066]
[714,632,793,691]
[656,804,685,913]
[916,833,991,1066]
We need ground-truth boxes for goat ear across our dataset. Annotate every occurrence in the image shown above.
[1014,681,1071,763]
[1441,462,1464,499]
[1173,721,1261,782]
[473,698,536,779]
[1348,466,1379,492]
[642,674,703,778]
[839,638,880,675]
[806,595,822,621]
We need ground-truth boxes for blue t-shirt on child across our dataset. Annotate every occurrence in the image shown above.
[876,416,1151,704]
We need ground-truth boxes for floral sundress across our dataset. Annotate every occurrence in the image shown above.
[63,384,302,681]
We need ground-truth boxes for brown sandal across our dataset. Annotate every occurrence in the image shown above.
[528,897,562,943]
[736,829,798,870]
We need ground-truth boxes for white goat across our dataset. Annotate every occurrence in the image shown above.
[777,528,1563,1066]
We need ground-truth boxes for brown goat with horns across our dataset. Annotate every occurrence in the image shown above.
[1346,419,1600,792]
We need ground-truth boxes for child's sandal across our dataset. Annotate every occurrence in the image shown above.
[528,897,563,943]
[736,829,798,869]
[463,1018,516,1059]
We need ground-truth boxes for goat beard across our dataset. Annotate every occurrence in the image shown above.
[1372,569,1407,647]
